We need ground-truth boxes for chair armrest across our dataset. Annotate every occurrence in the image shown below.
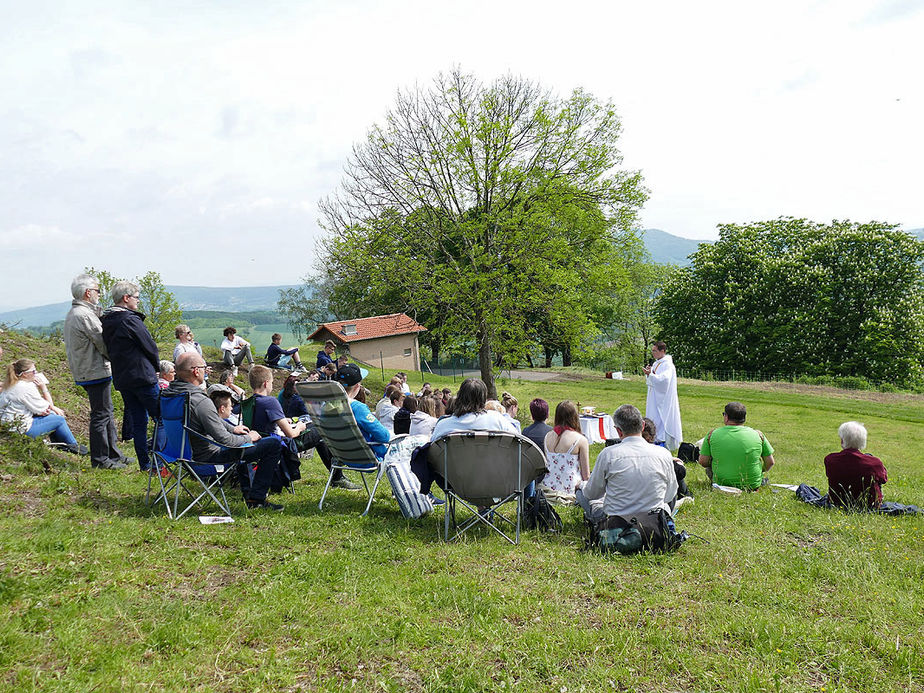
[185,426,254,450]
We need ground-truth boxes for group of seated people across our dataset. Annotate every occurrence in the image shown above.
[2,329,906,523]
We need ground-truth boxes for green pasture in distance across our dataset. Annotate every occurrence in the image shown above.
[1,326,923,692]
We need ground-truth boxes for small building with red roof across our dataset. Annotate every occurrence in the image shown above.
[307,313,428,373]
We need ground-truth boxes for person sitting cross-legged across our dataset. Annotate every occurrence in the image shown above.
[169,353,284,511]
[576,404,678,525]
[249,366,360,491]
[265,333,305,372]
[698,401,775,491]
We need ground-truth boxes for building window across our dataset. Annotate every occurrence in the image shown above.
[404,348,412,357]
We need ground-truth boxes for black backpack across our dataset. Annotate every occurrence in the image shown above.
[522,489,563,533]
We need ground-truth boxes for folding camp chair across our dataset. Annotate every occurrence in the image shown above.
[147,391,248,520]
[294,380,405,516]
[427,431,547,545]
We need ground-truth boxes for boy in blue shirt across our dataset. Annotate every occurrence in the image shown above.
[335,363,390,458]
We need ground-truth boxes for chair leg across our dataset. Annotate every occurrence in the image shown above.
[360,465,385,517]
[318,466,337,511]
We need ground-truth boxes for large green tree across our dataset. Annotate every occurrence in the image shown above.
[318,69,647,396]
[654,218,924,388]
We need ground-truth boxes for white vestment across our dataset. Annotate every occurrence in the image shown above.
[645,354,682,450]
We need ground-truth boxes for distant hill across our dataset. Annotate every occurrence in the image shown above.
[0,284,297,329]
[642,228,710,265]
[909,228,924,241]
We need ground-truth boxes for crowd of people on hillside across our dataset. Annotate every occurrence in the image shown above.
[1,272,916,527]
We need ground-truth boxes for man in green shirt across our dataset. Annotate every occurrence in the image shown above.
[698,402,774,490]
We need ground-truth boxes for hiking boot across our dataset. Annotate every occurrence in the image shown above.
[246,498,284,511]
[332,477,362,491]
[64,443,90,456]
[426,493,446,506]
[92,458,128,470]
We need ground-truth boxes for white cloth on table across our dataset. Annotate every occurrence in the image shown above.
[579,414,617,443]
[645,353,683,450]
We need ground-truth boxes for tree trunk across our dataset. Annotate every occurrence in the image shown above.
[562,344,572,367]
[477,319,496,399]
[544,346,553,369]
[525,353,534,368]
[429,335,441,366]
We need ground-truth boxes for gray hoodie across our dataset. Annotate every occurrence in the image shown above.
[63,299,112,383]
[166,379,250,459]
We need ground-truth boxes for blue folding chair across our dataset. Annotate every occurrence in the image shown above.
[295,380,406,516]
[147,391,248,520]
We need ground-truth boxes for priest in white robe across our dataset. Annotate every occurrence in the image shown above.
[643,341,682,450]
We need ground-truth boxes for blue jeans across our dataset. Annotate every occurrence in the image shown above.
[120,383,160,470]
[27,415,78,446]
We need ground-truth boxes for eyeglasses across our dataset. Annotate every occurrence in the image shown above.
[190,365,207,372]
[89,288,100,293]
[21,368,37,375]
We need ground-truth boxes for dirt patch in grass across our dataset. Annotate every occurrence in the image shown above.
[682,378,923,404]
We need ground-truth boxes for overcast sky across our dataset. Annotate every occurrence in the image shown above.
[2,0,922,311]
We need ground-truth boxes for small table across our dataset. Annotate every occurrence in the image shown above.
[579,414,617,443]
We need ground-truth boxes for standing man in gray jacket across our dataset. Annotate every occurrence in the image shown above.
[63,274,129,470]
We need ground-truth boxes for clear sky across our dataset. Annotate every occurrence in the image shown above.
[2,0,922,310]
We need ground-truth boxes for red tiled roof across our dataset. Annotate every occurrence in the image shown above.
[307,313,428,344]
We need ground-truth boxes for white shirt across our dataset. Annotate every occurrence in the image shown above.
[378,402,399,433]
[220,335,247,355]
[409,410,437,437]
[430,410,520,441]
[582,436,677,518]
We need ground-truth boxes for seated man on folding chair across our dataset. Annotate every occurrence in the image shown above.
[334,363,390,458]
[170,353,285,511]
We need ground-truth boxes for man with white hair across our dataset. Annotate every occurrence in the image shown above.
[824,421,888,510]
[101,280,161,471]
[64,274,129,470]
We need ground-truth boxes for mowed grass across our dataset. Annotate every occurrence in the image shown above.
[1,369,923,692]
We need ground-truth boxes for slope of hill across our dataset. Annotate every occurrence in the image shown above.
[0,284,297,329]
[642,228,710,265]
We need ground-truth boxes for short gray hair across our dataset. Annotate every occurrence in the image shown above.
[613,404,644,436]
[111,280,139,305]
[838,421,867,450]
[71,273,99,301]
[159,360,175,374]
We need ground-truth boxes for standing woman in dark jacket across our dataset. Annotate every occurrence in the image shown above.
[101,281,161,471]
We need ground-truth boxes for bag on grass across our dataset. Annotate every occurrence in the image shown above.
[677,442,700,463]
[523,489,563,533]
[590,508,687,555]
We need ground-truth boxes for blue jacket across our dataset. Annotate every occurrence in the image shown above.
[101,306,160,390]
[350,400,390,458]
[316,350,334,369]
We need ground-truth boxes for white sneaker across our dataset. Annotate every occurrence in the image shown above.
[232,366,238,378]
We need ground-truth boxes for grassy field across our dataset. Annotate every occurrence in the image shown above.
[1,332,923,691]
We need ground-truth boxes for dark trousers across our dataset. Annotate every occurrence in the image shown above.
[296,428,342,481]
[208,437,281,502]
[410,454,445,496]
[81,381,122,465]
[119,383,160,470]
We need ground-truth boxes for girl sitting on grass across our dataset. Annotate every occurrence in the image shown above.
[0,358,86,455]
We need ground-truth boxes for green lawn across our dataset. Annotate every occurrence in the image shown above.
[1,336,922,691]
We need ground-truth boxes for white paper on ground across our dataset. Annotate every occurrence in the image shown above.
[770,483,800,491]
[712,483,743,495]
[199,516,234,524]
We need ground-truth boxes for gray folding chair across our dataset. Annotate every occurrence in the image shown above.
[295,380,404,516]
[427,431,547,545]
